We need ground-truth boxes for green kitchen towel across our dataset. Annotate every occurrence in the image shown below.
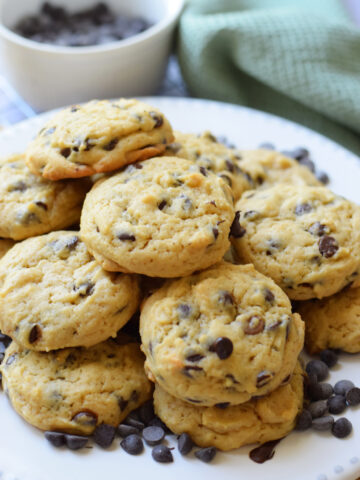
[177,0,360,155]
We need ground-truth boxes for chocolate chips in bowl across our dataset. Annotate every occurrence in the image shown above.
[14,2,152,47]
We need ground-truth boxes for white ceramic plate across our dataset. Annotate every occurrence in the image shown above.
[0,97,359,480]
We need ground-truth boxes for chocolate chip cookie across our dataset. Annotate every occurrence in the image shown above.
[0,153,90,240]
[239,149,321,189]
[1,337,152,434]
[140,262,304,406]
[166,131,253,201]
[231,185,360,300]
[154,362,304,450]
[80,156,234,277]
[25,99,174,180]
[297,286,360,354]
[0,231,140,351]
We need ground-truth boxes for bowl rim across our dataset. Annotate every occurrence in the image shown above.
[0,0,185,54]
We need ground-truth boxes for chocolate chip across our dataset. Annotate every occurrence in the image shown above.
[74,281,95,297]
[327,395,347,414]
[44,431,65,447]
[334,380,354,396]
[138,401,155,425]
[225,159,235,172]
[178,433,193,455]
[264,288,275,303]
[29,325,41,344]
[212,227,219,240]
[124,417,145,431]
[256,371,273,388]
[152,444,173,463]
[84,138,95,151]
[249,440,280,464]
[35,201,48,210]
[72,411,98,426]
[65,434,88,450]
[195,447,217,463]
[6,354,16,366]
[158,200,167,210]
[308,382,333,401]
[118,232,136,241]
[16,211,40,225]
[319,349,338,368]
[309,400,328,419]
[93,424,116,448]
[312,415,334,431]
[149,112,163,128]
[332,417,352,438]
[243,316,265,335]
[220,174,232,186]
[65,236,79,250]
[215,402,230,409]
[118,424,140,437]
[0,333,11,348]
[317,171,330,185]
[308,222,328,236]
[9,180,27,192]
[295,409,312,430]
[299,157,315,172]
[120,434,144,455]
[148,416,171,433]
[306,360,329,381]
[318,235,338,258]
[186,354,204,362]
[199,166,208,176]
[182,365,203,378]
[295,203,312,216]
[218,290,234,307]
[143,426,165,446]
[230,211,246,238]
[60,147,71,158]
[209,337,233,360]
[346,387,360,406]
[178,304,192,319]
[103,138,119,151]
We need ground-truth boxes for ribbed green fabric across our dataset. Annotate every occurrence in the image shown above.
[177,0,360,155]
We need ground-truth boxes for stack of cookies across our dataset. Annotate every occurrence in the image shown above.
[0,97,358,453]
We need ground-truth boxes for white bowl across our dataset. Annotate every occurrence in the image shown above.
[0,0,184,111]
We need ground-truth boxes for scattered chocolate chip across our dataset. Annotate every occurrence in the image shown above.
[309,400,328,419]
[72,411,98,426]
[148,416,171,433]
[195,447,217,463]
[149,112,163,128]
[60,147,71,158]
[186,354,204,363]
[312,415,334,431]
[142,426,165,446]
[334,380,354,396]
[306,360,329,382]
[218,290,234,306]
[118,232,136,241]
[345,387,360,406]
[199,166,208,176]
[117,424,140,437]
[295,202,312,216]
[249,440,280,464]
[318,235,338,258]
[65,434,88,450]
[319,349,338,368]
[209,337,233,360]
[308,382,333,401]
[124,417,145,431]
[256,371,273,388]
[103,138,119,151]
[178,304,192,319]
[295,409,312,430]
[28,324,41,344]
[317,171,330,185]
[35,201,48,210]
[178,433,193,455]
[332,417,352,438]
[158,200,167,210]
[152,444,173,463]
[243,316,265,335]
[138,401,155,425]
[93,424,116,448]
[74,281,95,297]
[328,395,347,414]
[212,227,219,240]
[121,434,144,455]
[264,288,275,303]
[229,211,246,238]
[44,431,65,447]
